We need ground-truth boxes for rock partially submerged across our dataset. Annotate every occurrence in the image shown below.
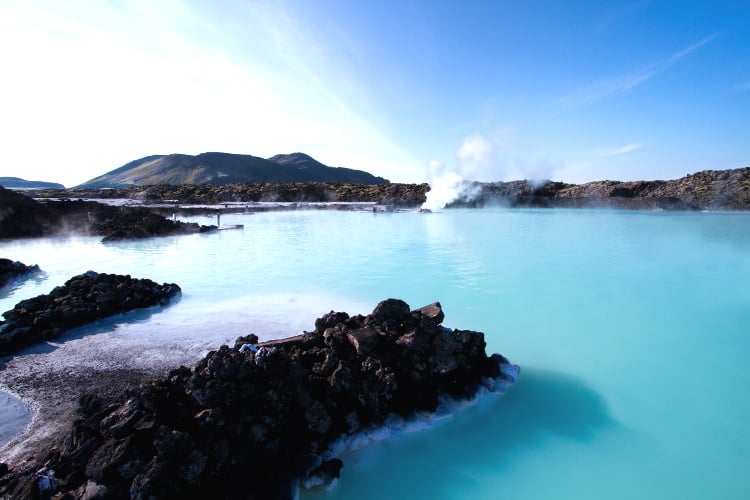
[0,259,40,288]
[0,299,517,498]
[0,272,180,357]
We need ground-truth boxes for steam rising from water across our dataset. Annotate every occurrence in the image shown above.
[421,129,557,209]
[421,163,465,210]
[421,134,497,210]
[421,159,484,210]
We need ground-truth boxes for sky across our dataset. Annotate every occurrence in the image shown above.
[1,0,748,187]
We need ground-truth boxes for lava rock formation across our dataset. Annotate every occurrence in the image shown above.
[0,299,517,499]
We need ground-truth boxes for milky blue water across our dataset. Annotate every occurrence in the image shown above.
[1,209,749,499]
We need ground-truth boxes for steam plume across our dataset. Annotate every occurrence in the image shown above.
[421,129,556,209]
[421,161,464,210]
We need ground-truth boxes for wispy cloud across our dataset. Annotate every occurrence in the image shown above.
[457,134,493,176]
[600,143,644,157]
[561,33,722,108]
[0,0,425,185]
[455,127,521,179]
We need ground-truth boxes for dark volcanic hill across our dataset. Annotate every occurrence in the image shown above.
[0,177,64,190]
[77,152,389,188]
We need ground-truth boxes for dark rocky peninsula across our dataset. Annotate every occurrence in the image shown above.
[0,259,40,288]
[0,271,180,357]
[0,186,215,241]
[0,299,517,499]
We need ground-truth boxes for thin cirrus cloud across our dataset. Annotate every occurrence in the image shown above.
[600,143,644,157]
[561,32,722,108]
[0,0,425,186]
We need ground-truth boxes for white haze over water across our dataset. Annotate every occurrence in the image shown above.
[2,209,750,499]
[421,161,471,210]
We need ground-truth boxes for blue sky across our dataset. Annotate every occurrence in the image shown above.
[1,0,748,187]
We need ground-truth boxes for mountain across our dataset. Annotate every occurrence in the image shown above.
[77,152,389,188]
[0,177,65,189]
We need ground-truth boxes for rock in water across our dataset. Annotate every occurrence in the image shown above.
[0,299,518,499]
[0,271,181,356]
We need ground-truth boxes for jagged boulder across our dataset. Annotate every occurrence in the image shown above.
[0,299,518,499]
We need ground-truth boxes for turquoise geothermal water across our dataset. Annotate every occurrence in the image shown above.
[1,208,750,499]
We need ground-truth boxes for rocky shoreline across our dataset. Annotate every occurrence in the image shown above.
[24,167,750,210]
[0,186,215,241]
[0,299,517,499]
[31,182,431,209]
[446,167,750,210]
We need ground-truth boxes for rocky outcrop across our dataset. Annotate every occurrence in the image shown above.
[91,207,214,242]
[0,186,51,238]
[641,168,750,210]
[0,259,40,288]
[447,167,750,210]
[0,299,517,499]
[0,272,180,356]
[0,186,214,241]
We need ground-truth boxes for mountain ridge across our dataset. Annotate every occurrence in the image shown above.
[0,177,65,190]
[77,152,389,188]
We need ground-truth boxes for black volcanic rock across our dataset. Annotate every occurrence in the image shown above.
[92,207,215,242]
[77,152,389,188]
[446,167,750,210]
[0,259,40,288]
[0,185,50,237]
[0,271,181,356]
[0,299,518,498]
[0,186,214,241]
[0,177,64,190]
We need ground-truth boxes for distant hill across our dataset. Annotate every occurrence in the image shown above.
[0,177,64,189]
[77,152,389,188]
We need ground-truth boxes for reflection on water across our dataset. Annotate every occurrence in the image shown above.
[304,368,614,500]
[0,269,47,300]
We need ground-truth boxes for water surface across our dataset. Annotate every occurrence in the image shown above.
[1,209,749,498]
